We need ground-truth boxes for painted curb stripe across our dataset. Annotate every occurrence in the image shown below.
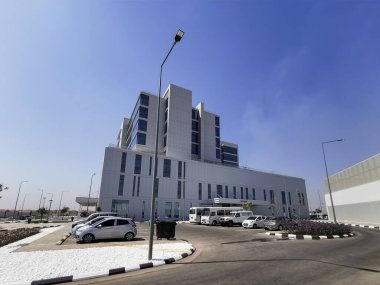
[181,253,188,258]
[312,236,320,240]
[164,257,175,264]
[72,272,109,281]
[139,262,153,269]
[31,275,73,285]
[296,235,304,239]
[109,267,125,275]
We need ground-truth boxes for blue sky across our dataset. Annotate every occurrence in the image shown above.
[1,0,379,211]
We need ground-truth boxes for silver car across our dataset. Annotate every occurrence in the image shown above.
[71,212,117,228]
[75,217,137,243]
[242,215,267,229]
[71,216,107,236]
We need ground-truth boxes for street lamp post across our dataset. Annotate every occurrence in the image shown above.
[322,139,343,224]
[37,189,44,210]
[148,29,185,260]
[12,180,28,219]
[20,193,28,216]
[87,173,96,213]
[58,191,69,218]
[47,193,53,221]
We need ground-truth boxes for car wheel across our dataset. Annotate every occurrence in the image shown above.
[212,220,217,226]
[278,225,283,231]
[253,224,257,229]
[228,221,233,227]
[124,232,134,241]
[83,234,94,243]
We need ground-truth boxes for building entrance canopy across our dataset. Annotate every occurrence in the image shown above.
[75,197,98,207]
[213,198,269,207]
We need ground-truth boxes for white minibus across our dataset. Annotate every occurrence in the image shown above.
[189,207,208,224]
[201,207,243,226]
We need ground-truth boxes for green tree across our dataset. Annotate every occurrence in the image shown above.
[268,204,277,216]
[243,202,252,211]
[37,207,48,221]
[60,207,69,216]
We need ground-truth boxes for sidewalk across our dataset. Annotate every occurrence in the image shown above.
[1,223,195,284]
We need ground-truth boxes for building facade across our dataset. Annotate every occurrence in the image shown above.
[325,153,380,225]
[98,84,309,220]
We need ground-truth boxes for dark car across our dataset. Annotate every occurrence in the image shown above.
[264,216,295,231]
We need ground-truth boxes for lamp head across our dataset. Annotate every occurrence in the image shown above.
[174,29,185,42]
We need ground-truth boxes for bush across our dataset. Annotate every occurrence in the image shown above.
[285,220,351,236]
[0,228,40,247]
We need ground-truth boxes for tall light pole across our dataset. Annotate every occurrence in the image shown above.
[87,173,96,213]
[20,193,28,215]
[148,29,185,260]
[12,180,28,219]
[47,193,53,221]
[322,139,343,224]
[58,190,69,217]
[37,189,44,209]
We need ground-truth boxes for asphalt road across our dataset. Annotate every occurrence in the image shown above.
[75,223,380,285]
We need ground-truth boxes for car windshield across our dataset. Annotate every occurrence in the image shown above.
[247,217,256,220]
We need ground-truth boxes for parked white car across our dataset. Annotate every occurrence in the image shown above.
[242,215,267,229]
[219,211,254,226]
[71,216,107,235]
[75,217,137,243]
[71,212,117,228]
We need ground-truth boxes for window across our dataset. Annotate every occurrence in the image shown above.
[270,190,275,204]
[281,191,286,205]
[120,152,126,173]
[163,159,171,178]
[174,202,180,219]
[246,188,249,199]
[183,162,186,178]
[216,149,221,159]
[117,219,129,226]
[192,132,199,143]
[192,143,199,155]
[215,127,220,137]
[111,200,129,214]
[137,133,146,145]
[198,183,202,200]
[225,186,229,198]
[241,187,244,199]
[137,177,140,197]
[217,185,223,197]
[301,193,305,206]
[233,186,236,199]
[217,210,224,215]
[163,135,167,147]
[118,175,125,196]
[215,116,220,126]
[221,146,238,155]
[178,161,182,178]
[165,109,168,121]
[222,153,238,162]
[288,192,292,205]
[177,181,182,199]
[263,189,267,201]
[216,138,220,148]
[165,202,172,218]
[132,176,136,196]
[183,181,186,199]
[134,154,142,174]
[192,109,199,120]
[140,94,149,106]
[192,121,199,131]
[164,122,167,134]
[139,106,148,119]
[165,98,168,109]
[252,188,256,200]
[149,157,152,176]
[101,219,115,227]
[208,184,211,199]
[138,119,147,131]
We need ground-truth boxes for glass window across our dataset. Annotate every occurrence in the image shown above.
[164,122,167,134]
[111,200,129,214]
[192,109,199,120]
[215,127,220,137]
[198,183,202,200]
[263,189,267,201]
[221,146,238,155]
[222,153,238,162]
[163,159,171,178]
[132,176,136,196]
[184,162,186,178]
[137,133,146,145]
[117,219,129,225]
[217,185,223,197]
[165,202,172,218]
[183,181,186,199]
[225,186,229,198]
[288,192,292,205]
[215,116,220,126]
[192,121,199,131]
[138,119,147,132]
[246,188,249,199]
[165,98,168,109]
[140,94,149,106]
[192,132,199,143]
[208,184,211,199]
[216,138,220,148]
[120,152,126,173]
[118,175,124,196]
[233,186,236,199]
[270,190,275,204]
[241,187,244,199]
[163,135,167,147]
[192,143,199,155]
[178,161,182,178]
[165,109,168,121]
[252,188,256,200]
[137,177,140,197]
[139,106,148,119]
[282,191,286,205]
[134,154,142,174]
[149,157,152,176]
[177,181,182,199]
[174,202,180,219]
[302,193,305,206]
[217,210,224,215]
[216,149,221,159]
[101,219,115,227]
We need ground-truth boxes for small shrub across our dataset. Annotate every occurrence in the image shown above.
[285,220,351,236]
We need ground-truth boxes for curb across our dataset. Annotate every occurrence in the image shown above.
[56,232,71,245]
[265,232,354,240]
[312,220,380,230]
[23,245,196,285]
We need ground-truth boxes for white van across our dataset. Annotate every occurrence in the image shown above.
[201,207,243,226]
[219,210,254,226]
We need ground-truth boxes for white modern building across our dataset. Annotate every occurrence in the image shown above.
[98,84,309,221]
[325,153,380,225]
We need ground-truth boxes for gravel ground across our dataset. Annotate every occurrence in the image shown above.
[1,226,193,284]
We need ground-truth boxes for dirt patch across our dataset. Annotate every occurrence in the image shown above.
[0,228,40,247]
